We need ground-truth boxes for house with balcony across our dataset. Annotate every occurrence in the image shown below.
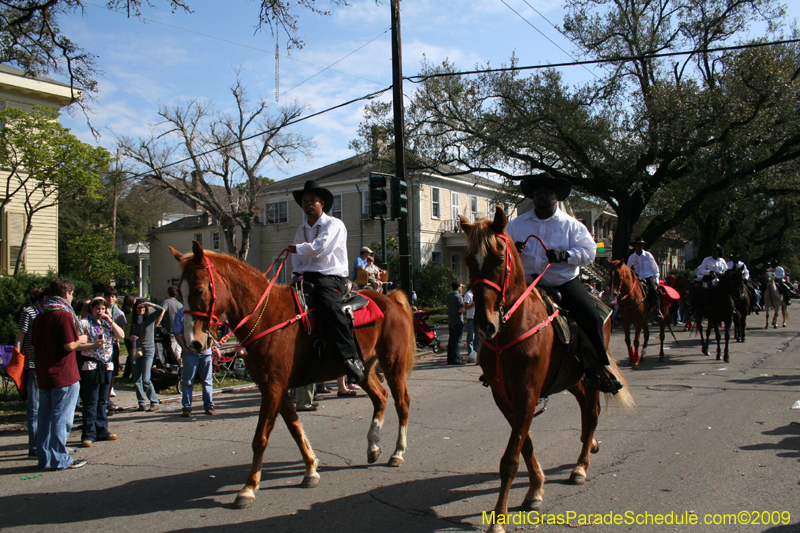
[147,154,521,296]
[0,65,75,274]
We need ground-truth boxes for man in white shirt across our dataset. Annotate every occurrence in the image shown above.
[288,180,364,384]
[695,244,727,282]
[507,172,622,394]
[627,237,663,321]
[726,252,750,280]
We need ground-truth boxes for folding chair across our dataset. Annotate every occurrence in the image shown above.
[212,347,239,385]
[0,345,15,400]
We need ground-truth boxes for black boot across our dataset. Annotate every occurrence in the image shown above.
[343,357,365,385]
[583,365,623,395]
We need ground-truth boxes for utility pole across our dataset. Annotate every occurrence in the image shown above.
[391,0,411,294]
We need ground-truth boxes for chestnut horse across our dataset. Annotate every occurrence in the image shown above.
[607,260,672,367]
[459,209,635,533]
[170,242,415,509]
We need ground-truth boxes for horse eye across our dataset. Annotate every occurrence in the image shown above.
[194,287,205,296]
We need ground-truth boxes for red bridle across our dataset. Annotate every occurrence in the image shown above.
[183,256,228,328]
[471,231,559,406]
[182,249,300,349]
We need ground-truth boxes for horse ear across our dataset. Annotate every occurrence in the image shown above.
[604,258,612,269]
[489,205,507,234]
[458,215,473,233]
[191,240,205,264]
[168,246,183,262]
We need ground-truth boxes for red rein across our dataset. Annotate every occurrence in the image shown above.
[185,248,306,353]
[473,232,560,406]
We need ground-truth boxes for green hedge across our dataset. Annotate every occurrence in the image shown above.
[0,273,93,346]
[413,263,461,309]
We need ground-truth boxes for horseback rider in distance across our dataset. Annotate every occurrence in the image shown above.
[288,180,365,385]
[627,237,663,322]
[507,172,623,394]
[688,244,727,316]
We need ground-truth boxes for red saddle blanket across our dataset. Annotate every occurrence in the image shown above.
[659,281,681,300]
[298,293,385,334]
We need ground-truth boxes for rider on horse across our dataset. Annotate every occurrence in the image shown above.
[728,252,759,312]
[627,237,663,322]
[287,180,365,385]
[768,260,796,304]
[688,244,727,316]
[507,172,623,394]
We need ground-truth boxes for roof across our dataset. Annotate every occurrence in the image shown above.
[0,64,75,106]
[151,213,211,233]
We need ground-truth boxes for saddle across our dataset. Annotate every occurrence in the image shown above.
[535,289,614,398]
[292,280,383,334]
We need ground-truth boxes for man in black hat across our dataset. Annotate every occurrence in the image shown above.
[507,172,622,394]
[288,180,365,384]
[627,237,663,321]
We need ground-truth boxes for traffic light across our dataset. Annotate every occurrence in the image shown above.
[369,172,389,219]
[391,175,408,220]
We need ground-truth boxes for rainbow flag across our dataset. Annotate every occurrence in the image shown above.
[596,241,605,253]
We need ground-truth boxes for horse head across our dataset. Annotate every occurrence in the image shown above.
[606,259,636,299]
[458,206,526,340]
[170,240,231,352]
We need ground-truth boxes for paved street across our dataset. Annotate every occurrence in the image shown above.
[1,318,799,532]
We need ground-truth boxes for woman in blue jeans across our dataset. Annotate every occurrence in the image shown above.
[130,298,165,411]
[78,297,125,446]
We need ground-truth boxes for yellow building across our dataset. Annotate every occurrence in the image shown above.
[0,65,75,274]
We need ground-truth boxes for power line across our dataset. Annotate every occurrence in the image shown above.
[497,0,598,78]
[123,86,392,181]
[405,38,800,83]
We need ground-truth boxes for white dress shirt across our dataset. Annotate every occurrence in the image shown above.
[775,266,786,280]
[464,290,475,320]
[627,251,660,282]
[506,206,596,287]
[726,260,750,280]
[695,256,728,281]
[291,212,349,277]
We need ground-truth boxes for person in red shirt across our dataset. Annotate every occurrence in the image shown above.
[32,278,91,470]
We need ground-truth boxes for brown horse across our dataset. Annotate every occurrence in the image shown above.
[459,209,635,533]
[608,260,673,367]
[170,242,415,509]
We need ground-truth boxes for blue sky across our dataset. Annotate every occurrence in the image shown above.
[59,0,798,182]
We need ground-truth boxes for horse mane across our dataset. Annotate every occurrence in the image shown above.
[465,218,499,258]
[179,250,271,283]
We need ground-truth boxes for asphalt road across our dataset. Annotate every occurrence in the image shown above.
[1,317,799,532]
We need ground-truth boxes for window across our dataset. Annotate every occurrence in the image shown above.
[265,200,288,225]
[193,233,203,246]
[361,191,371,220]
[451,192,460,221]
[431,187,440,219]
[268,257,287,284]
[332,194,343,219]
[211,231,220,251]
[431,251,442,265]
[470,196,478,222]
[451,252,462,279]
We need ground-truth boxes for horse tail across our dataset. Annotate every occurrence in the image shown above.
[604,355,636,410]
[387,289,416,377]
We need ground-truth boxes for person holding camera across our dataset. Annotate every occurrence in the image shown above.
[130,298,165,412]
[78,297,125,447]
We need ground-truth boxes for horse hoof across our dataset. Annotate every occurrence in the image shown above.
[716,355,721,360]
[232,495,255,509]
[568,473,586,485]
[724,356,729,363]
[388,456,404,467]
[521,498,543,511]
[301,474,320,488]
[367,448,382,464]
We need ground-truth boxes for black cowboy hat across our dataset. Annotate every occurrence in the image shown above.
[292,179,334,214]
[631,237,647,246]
[711,243,723,252]
[518,172,571,201]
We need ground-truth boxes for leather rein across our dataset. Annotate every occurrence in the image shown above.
[183,248,309,352]
[472,232,560,406]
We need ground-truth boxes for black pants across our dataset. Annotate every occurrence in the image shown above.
[447,322,464,364]
[554,277,609,367]
[644,277,660,311]
[303,273,358,362]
